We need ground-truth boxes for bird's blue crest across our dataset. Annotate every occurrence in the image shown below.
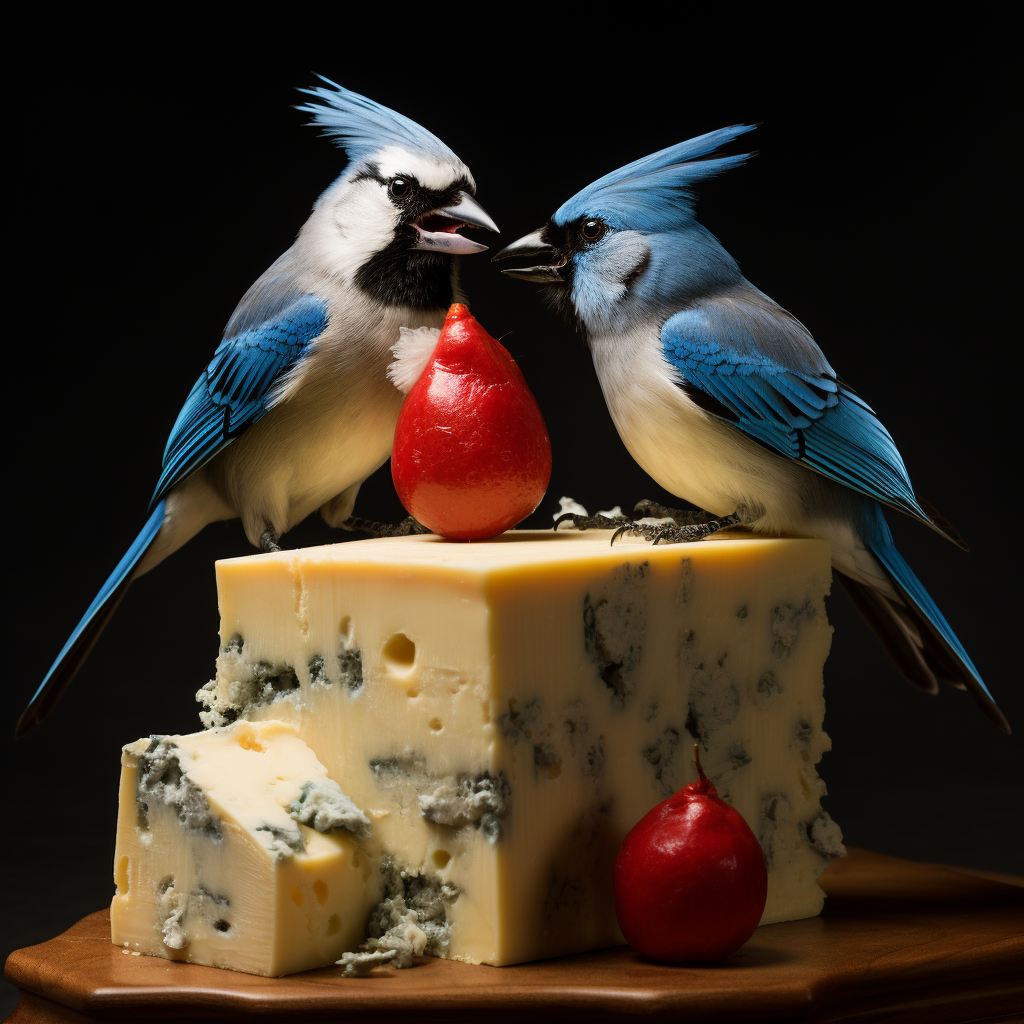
[554,125,757,232]
[296,76,460,170]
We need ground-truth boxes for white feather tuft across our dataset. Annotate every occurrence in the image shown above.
[388,326,441,394]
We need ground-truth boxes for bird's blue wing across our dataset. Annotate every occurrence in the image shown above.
[661,296,929,524]
[150,293,329,506]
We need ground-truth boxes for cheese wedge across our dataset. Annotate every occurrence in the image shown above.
[111,719,380,976]
[197,530,842,967]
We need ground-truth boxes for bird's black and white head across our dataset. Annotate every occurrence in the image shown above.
[493,126,756,335]
[297,78,498,310]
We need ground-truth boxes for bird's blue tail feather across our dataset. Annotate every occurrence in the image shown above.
[17,501,166,736]
[869,539,986,692]
[860,503,1005,729]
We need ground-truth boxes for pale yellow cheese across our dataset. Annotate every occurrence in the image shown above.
[199,530,842,967]
[111,719,381,976]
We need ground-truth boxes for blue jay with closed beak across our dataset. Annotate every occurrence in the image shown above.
[495,125,1007,731]
[19,79,498,736]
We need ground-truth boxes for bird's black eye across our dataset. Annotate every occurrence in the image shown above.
[389,177,412,199]
[580,219,605,243]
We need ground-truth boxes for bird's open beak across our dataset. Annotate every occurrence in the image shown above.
[412,191,499,255]
[490,228,566,283]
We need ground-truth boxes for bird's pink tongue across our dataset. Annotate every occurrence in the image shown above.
[417,213,462,234]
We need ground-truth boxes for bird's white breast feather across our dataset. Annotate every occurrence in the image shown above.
[197,296,445,547]
[591,323,810,526]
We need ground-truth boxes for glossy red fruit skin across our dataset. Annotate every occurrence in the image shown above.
[614,766,768,962]
[391,303,552,540]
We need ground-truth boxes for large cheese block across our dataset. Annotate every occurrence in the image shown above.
[111,719,381,976]
[198,530,843,966]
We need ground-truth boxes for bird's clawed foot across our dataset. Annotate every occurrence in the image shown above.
[343,515,431,538]
[631,499,724,527]
[553,497,751,546]
[611,502,750,546]
[259,529,282,553]
[553,510,634,532]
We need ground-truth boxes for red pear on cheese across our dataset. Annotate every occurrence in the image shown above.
[614,744,768,962]
[391,304,552,540]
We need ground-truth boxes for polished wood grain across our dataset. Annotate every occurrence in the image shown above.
[6,848,1024,1023]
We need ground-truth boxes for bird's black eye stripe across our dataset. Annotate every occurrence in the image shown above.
[579,219,605,244]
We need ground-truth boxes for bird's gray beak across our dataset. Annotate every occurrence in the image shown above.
[412,191,499,255]
[491,228,566,283]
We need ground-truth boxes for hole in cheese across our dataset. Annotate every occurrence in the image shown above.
[382,632,416,673]
[312,880,329,905]
[429,717,443,732]
[326,914,341,936]
[339,615,352,642]
[433,850,451,869]
[291,887,305,906]
[115,855,129,893]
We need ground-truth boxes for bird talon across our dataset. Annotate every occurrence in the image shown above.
[608,514,739,547]
[633,499,680,521]
[553,512,584,531]
[631,500,735,531]
[259,529,282,553]
[394,516,431,537]
[344,515,430,538]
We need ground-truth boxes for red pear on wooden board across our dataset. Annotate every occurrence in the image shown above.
[614,744,768,962]
[390,304,552,540]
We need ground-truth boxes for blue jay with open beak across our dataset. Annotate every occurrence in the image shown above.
[19,79,498,735]
[495,125,1007,731]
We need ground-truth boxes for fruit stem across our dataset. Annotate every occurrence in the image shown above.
[693,742,707,784]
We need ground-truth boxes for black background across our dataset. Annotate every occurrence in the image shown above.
[4,23,1019,1016]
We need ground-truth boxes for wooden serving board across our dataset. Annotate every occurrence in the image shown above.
[5,848,1023,1023]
